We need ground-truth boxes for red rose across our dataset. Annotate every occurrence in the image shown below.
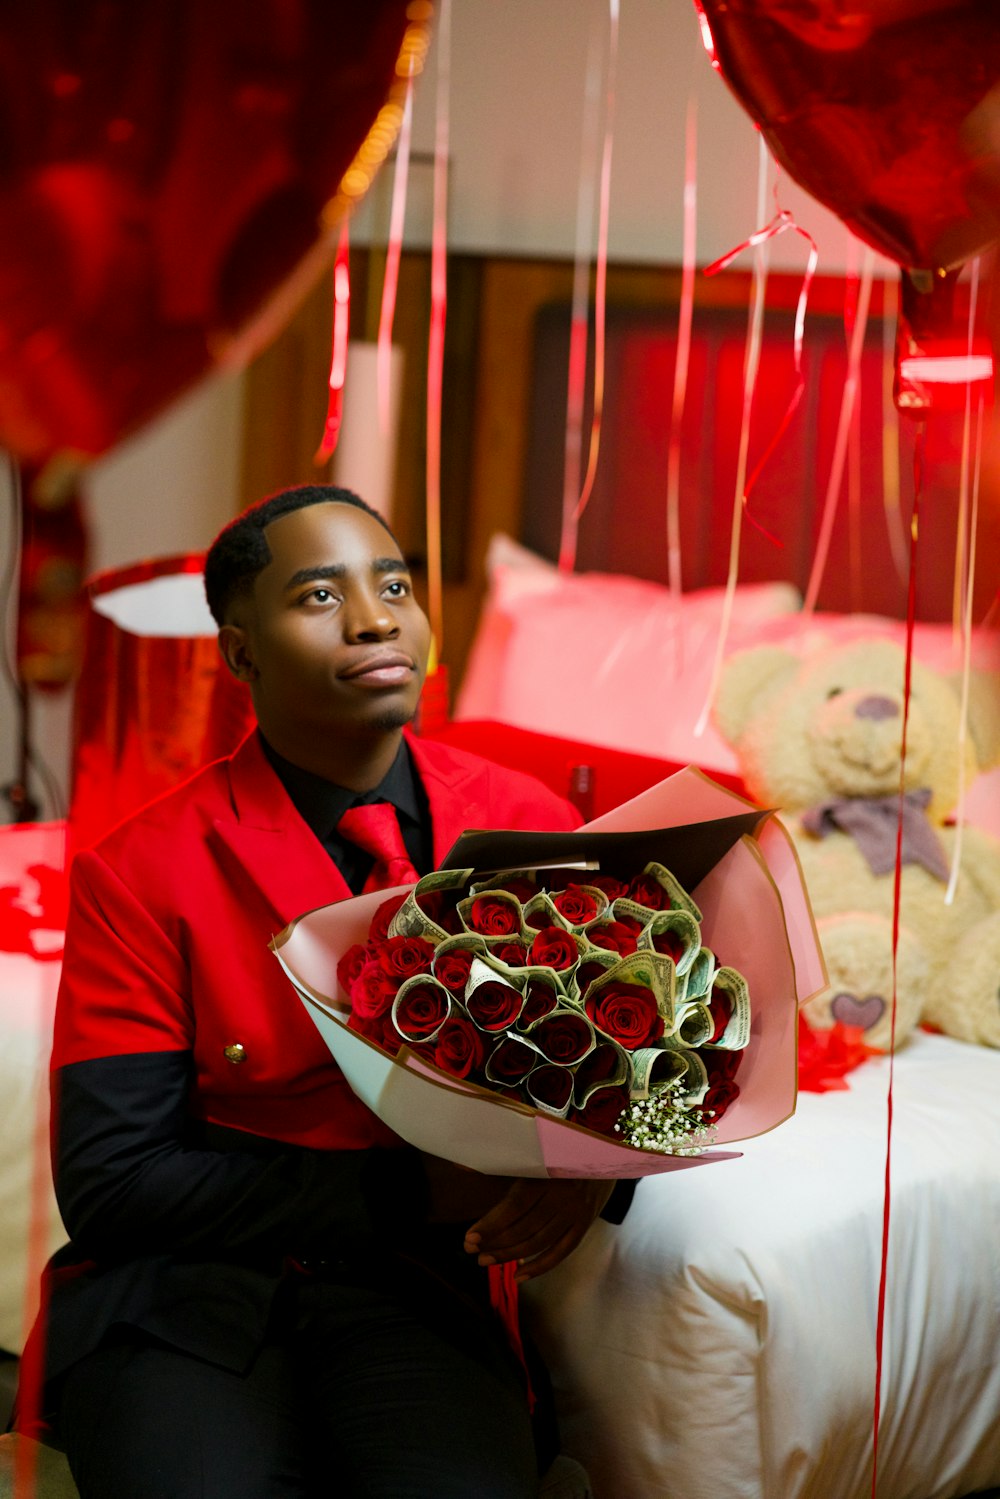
[701,1047,742,1083]
[527,1010,593,1065]
[571,1084,630,1135]
[376,935,437,982]
[576,958,614,995]
[528,926,579,971]
[350,962,397,1019]
[487,1036,537,1085]
[519,980,558,1025]
[701,1080,740,1120]
[337,942,372,997]
[587,921,638,957]
[433,948,476,994]
[526,1064,575,1113]
[392,981,450,1041]
[587,873,627,902]
[348,1007,400,1054]
[628,873,671,911]
[465,980,524,1032]
[615,914,644,936]
[552,884,600,926]
[467,895,521,937]
[708,983,733,1043]
[574,1041,624,1094]
[652,929,686,964]
[585,982,664,1050]
[433,1016,487,1079]
[493,940,529,967]
[370,893,407,941]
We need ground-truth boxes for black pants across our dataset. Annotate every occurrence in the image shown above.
[55,1276,541,1499]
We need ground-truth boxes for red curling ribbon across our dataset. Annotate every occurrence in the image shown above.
[803,245,875,614]
[704,201,819,544]
[488,1260,536,1413]
[424,0,451,656]
[559,0,619,573]
[315,220,351,463]
[377,75,414,436]
[664,87,699,673]
[871,431,922,1499]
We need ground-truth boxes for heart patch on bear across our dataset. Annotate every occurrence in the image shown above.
[830,992,886,1032]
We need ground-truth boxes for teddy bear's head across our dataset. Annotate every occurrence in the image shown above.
[714,637,988,820]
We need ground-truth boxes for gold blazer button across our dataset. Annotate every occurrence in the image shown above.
[223,1042,247,1064]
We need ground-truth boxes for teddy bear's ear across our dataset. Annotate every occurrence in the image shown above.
[714,646,799,746]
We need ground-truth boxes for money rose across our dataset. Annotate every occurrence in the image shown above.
[628,873,671,910]
[393,981,450,1041]
[433,948,477,994]
[587,921,640,957]
[529,1011,594,1065]
[585,982,664,1050]
[528,926,579,971]
[551,884,600,926]
[572,1083,631,1134]
[467,895,521,936]
[466,980,524,1032]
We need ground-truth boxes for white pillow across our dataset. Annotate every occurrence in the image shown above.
[455,537,802,774]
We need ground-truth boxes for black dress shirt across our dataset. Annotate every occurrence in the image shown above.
[259,732,433,893]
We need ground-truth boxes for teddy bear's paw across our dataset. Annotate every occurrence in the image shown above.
[802,912,928,1050]
[922,911,1000,1048]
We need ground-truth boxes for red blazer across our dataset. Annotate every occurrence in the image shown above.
[52,729,581,1151]
[26,732,581,1400]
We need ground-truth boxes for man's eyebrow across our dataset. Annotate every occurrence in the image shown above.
[283,558,409,591]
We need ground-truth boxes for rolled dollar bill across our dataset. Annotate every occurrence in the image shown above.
[389,868,472,943]
[629,1046,690,1100]
[703,965,751,1050]
[390,973,453,1045]
[525,1063,576,1118]
[640,908,702,978]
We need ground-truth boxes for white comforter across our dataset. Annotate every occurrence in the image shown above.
[527,1031,1000,1499]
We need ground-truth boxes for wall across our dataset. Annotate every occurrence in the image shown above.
[1,0,904,819]
[351,0,893,276]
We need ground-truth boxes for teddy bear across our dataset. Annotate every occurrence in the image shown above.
[713,635,1000,1050]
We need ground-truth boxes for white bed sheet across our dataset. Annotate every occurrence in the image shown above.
[527,1031,1000,1499]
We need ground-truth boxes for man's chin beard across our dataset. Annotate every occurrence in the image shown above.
[368,704,417,734]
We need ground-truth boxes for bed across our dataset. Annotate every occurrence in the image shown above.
[3,529,1000,1497]
[525,1027,1000,1499]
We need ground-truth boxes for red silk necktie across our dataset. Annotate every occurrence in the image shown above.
[336,802,420,893]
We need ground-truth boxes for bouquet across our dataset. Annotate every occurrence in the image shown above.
[273,767,827,1180]
[336,860,750,1157]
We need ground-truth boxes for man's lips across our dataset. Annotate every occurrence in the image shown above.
[339,652,416,687]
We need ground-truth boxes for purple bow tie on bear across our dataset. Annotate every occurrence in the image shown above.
[800,787,951,883]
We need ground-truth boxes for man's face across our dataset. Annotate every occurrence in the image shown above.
[225,502,432,740]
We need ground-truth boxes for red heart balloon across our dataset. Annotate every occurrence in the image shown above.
[0,0,429,463]
[694,0,1000,271]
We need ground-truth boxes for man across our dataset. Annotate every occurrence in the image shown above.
[30,485,617,1498]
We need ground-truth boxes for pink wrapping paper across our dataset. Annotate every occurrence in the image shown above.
[272,767,826,1178]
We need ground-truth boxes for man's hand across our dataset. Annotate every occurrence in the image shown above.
[463,1178,614,1282]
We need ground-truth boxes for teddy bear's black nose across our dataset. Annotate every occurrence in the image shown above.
[855,695,899,721]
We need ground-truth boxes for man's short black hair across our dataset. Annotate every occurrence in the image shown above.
[203,484,397,625]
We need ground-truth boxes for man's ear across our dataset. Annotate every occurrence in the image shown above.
[218,624,257,682]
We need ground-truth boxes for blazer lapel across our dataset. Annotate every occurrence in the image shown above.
[407,733,486,866]
[210,731,352,923]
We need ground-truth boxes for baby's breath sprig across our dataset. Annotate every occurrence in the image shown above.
[613,1080,718,1156]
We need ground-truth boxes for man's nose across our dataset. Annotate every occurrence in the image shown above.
[343,589,398,639]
